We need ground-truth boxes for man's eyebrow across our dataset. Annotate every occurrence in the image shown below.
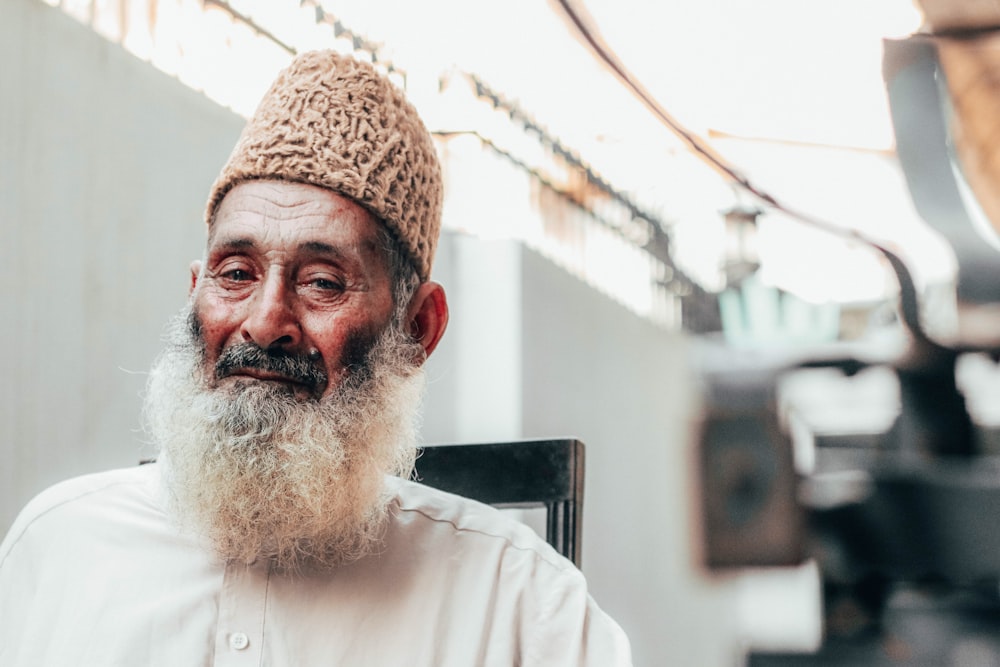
[207,238,367,264]
[209,237,256,252]
[300,241,340,256]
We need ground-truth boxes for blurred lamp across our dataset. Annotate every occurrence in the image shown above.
[723,205,762,288]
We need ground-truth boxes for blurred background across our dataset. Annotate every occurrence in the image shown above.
[4,0,997,664]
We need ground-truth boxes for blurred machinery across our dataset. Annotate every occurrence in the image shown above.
[698,24,1000,667]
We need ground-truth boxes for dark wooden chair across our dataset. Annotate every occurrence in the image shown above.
[412,438,585,567]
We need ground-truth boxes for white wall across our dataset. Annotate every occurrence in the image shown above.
[423,238,739,666]
[1,1,741,664]
[0,0,244,530]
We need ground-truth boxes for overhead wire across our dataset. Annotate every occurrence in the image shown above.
[550,0,930,344]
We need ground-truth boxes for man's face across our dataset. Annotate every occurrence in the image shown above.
[190,180,396,400]
[152,178,431,570]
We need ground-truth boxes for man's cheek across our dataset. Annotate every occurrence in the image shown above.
[188,308,205,342]
[338,327,380,373]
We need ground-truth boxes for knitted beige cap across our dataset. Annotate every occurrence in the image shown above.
[205,50,443,281]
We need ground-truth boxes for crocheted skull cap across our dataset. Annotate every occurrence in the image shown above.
[205,50,443,281]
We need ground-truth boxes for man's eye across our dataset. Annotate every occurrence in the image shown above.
[221,269,252,282]
[309,278,344,291]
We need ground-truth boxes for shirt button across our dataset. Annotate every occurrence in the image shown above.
[230,632,250,651]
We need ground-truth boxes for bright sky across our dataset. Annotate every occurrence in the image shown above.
[585,0,924,149]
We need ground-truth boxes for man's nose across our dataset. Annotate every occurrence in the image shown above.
[240,274,301,349]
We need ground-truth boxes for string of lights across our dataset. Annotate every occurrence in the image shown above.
[299,0,404,79]
[455,72,674,265]
[202,0,403,80]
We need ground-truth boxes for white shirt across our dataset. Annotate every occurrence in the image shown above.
[0,463,631,666]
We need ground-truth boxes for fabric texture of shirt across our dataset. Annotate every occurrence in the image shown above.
[0,463,632,666]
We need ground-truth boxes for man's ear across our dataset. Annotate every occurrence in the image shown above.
[189,260,202,297]
[406,281,449,362]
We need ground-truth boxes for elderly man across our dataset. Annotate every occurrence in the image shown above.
[0,51,631,665]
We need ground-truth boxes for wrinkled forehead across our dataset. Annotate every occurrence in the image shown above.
[212,180,375,226]
[210,180,384,247]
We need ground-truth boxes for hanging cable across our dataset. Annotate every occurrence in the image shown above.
[550,0,931,344]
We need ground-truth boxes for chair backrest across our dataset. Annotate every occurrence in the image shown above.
[412,438,585,567]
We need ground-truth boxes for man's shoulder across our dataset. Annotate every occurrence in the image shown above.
[1,465,159,560]
[19,464,155,516]
[387,477,575,573]
[381,479,633,665]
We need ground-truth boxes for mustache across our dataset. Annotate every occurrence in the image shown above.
[215,343,328,396]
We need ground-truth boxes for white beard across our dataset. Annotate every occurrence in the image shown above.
[142,308,426,572]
